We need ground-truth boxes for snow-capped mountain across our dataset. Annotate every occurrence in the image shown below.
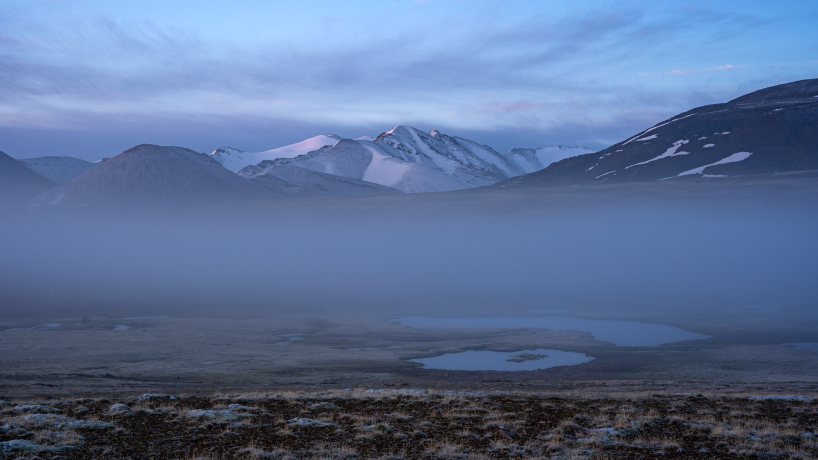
[501,78,818,188]
[505,146,596,174]
[208,134,343,172]
[235,145,334,178]
[288,139,470,193]
[229,126,584,194]
[0,150,54,203]
[19,156,96,183]
[373,126,525,186]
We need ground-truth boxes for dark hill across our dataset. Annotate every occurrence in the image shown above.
[36,144,275,207]
[0,150,54,204]
[500,79,818,188]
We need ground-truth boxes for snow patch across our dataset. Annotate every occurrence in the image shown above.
[703,144,715,148]
[362,145,411,186]
[209,135,342,172]
[635,135,657,142]
[622,113,697,145]
[48,193,64,206]
[676,152,752,177]
[596,171,615,179]
[625,140,689,169]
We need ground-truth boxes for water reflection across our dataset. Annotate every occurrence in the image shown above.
[409,348,594,371]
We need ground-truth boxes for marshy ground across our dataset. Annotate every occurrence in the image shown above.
[3,314,818,397]
[2,389,818,459]
[4,314,818,458]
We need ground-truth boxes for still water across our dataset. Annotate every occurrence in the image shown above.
[409,349,594,371]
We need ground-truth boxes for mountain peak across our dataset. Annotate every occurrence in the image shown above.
[380,125,420,138]
[729,78,818,104]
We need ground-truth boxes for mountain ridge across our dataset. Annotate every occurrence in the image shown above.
[19,156,96,183]
[223,126,590,193]
[36,144,273,206]
[0,150,55,204]
[499,78,818,188]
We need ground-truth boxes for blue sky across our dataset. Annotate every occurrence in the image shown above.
[1,0,817,159]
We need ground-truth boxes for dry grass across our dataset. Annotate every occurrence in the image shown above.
[1,390,817,459]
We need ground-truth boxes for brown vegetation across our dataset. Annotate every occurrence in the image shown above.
[2,390,817,459]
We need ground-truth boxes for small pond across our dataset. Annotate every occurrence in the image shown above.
[398,316,709,347]
[409,349,594,371]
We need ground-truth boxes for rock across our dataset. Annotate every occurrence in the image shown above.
[287,418,337,427]
[443,391,488,397]
[134,394,177,402]
[186,409,253,421]
[0,439,41,453]
[17,414,71,428]
[364,389,427,395]
[307,403,339,410]
[108,404,131,414]
[12,405,61,414]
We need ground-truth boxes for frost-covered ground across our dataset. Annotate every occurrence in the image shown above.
[2,390,818,459]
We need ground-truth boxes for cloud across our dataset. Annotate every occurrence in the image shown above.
[0,2,809,158]
[665,64,740,76]
[0,7,725,126]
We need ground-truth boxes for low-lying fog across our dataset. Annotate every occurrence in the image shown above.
[3,184,817,328]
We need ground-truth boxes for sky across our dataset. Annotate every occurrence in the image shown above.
[1,0,817,160]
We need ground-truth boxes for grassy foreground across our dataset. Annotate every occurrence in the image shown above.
[1,389,817,459]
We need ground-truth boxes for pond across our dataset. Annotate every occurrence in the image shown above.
[398,316,709,347]
[408,349,594,371]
